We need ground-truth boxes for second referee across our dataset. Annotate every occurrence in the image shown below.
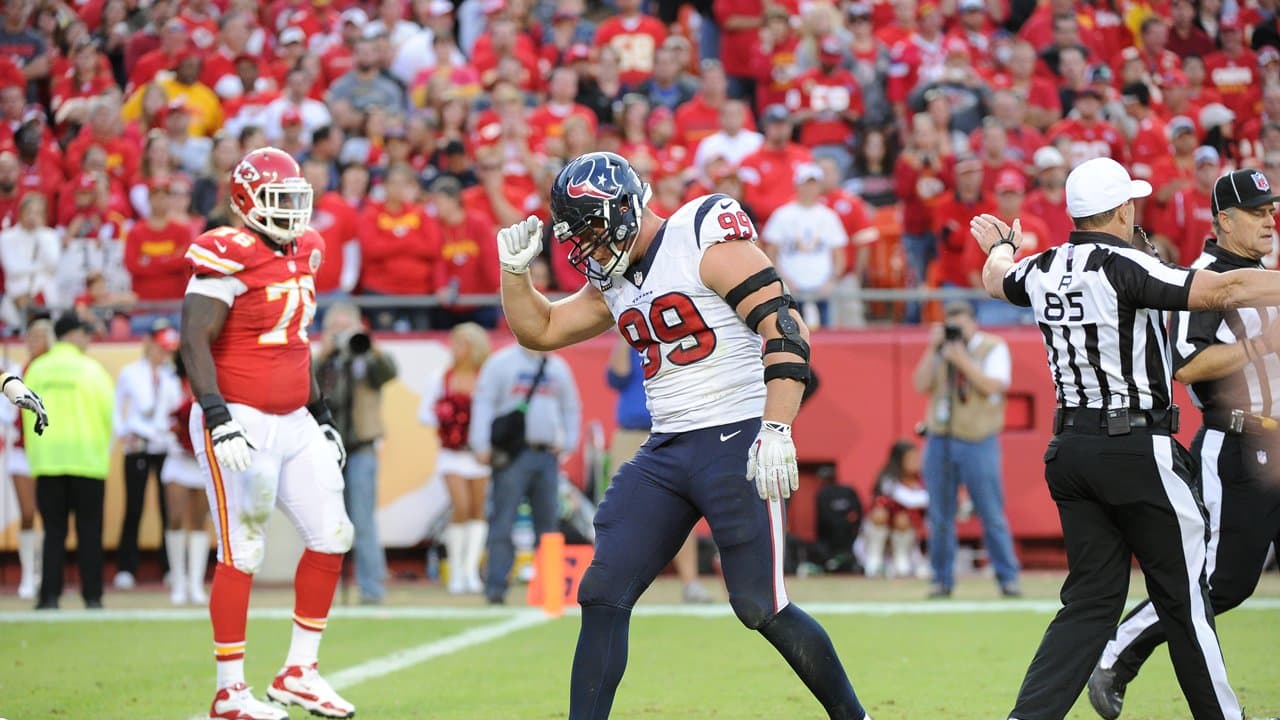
[970,157,1280,720]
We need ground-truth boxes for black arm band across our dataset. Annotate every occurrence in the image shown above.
[307,396,335,426]
[198,393,232,427]
[764,337,810,361]
[763,362,811,385]
[744,295,796,333]
[724,267,782,309]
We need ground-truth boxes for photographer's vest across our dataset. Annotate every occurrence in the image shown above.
[925,334,1005,442]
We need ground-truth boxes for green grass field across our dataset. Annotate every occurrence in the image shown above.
[2,573,1278,720]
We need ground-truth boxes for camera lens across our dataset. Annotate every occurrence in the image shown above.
[348,331,371,355]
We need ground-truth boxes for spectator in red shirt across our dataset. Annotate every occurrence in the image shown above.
[982,89,1047,167]
[129,17,190,90]
[1048,86,1127,168]
[1166,0,1216,59]
[675,60,755,152]
[528,68,599,155]
[1023,145,1072,249]
[817,156,878,276]
[787,36,864,174]
[894,113,951,321]
[1148,116,1198,222]
[931,155,993,290]
[51,38,114,131]
[1159,145,1220,265]
[1205,17,1261,121]
[713,0,763,99]
[972,123,1026,196]
[595,0,667,88]
[977,169,1041,324]
[123,176,192,303]
[11,121,62,219]
[123,0,176,76]
[646,159,686,218]
[1127,17,1181,80]
[749,6,800,113]
[427,176,501,329]
[64,95,139,185]
[357,163,441,331]
[738,104,812,225]
[301,159,358,298]
[1122,82,1169,184]
[321,9,366,88]
[200,11,257,99]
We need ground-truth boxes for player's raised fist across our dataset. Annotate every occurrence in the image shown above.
[497,215,544,275]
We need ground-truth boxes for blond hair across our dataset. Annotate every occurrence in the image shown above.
[450,322,491,370]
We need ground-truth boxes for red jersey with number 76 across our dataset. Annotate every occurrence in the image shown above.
[184,225,324,415]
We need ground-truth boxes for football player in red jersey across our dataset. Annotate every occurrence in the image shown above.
[179,147,355,720]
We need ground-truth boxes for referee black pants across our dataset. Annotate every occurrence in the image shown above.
[1099,426,1280,686]
[1009,426,1241,720]
[115,452,167,576]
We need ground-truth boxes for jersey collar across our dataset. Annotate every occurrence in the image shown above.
[1202,239,1263,269]
[1067,230,1129,248]
[625,222,667,288]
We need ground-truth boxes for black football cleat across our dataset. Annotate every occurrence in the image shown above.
[1088,663,1125,720]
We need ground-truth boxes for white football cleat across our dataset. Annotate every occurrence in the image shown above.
[170,583,188,606]
[17,574,37,600]
[267,664,355,718]
[113,571,136,590]
[209,683,288,720]
[189,580,208,605]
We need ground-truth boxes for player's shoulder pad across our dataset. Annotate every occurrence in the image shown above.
[298,227,327,274]
[186,226,260,276]
[687,193,757,249]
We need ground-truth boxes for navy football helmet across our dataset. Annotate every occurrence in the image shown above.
[549,152,650,281]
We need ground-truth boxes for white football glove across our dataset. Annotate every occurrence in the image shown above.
[497,214,544,274]
[203,400,256,473]
[320,423,347,469]
[746,421,799,501]
[2,375,48,435]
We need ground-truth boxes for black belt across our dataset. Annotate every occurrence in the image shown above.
[1054,406,1179,435]
[1201,409,1280,435]
[527,444,556,453]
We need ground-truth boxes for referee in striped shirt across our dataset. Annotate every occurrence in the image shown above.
[1088,169,1280,719]
[969,157,1280,720]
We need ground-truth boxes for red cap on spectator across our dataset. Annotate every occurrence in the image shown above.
[172,48,200,68]
[282,107,303,126]
[709,164,742,184]
[646,106,673,133]
[565,43,591,62]
[651,158,683,183]
[1220,15,1242,31]
[150,321,180,351]
[819,36,843,62]
[994,169,1027,193]
[1164,69,1189,87]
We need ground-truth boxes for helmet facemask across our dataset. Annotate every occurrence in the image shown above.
[556,184,650,282]
[238,176,313,245]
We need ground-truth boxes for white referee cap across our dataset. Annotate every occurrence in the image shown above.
[1065,157,1151,218]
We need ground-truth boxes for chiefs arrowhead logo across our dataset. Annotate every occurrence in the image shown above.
[1252,171,1271,192]
[566,158,621,200]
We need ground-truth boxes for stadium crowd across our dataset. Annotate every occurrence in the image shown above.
[3,0,1280,335]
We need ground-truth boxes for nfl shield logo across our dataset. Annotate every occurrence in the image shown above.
[1258,450,1269,465]
[1252,171,1271,192]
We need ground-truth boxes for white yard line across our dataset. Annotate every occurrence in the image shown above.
[180,612,550,720]
[5,597,1280,623]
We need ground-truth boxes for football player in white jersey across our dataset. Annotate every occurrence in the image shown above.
[497,152,870,720]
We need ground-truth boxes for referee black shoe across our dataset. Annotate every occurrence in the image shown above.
[1087,664,1125,720]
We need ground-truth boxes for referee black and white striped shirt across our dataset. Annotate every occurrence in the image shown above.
[1002,233,1196,410]
[1174,241,1280,418]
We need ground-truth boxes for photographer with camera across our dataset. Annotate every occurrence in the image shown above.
[911,301,1021,598]
[314,302,398,604]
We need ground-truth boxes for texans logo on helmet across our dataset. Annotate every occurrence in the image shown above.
[566,158,621,200]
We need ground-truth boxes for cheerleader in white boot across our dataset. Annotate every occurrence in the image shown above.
[161,354,210,605]
[5,319,54,599]
[420,324,492,594]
